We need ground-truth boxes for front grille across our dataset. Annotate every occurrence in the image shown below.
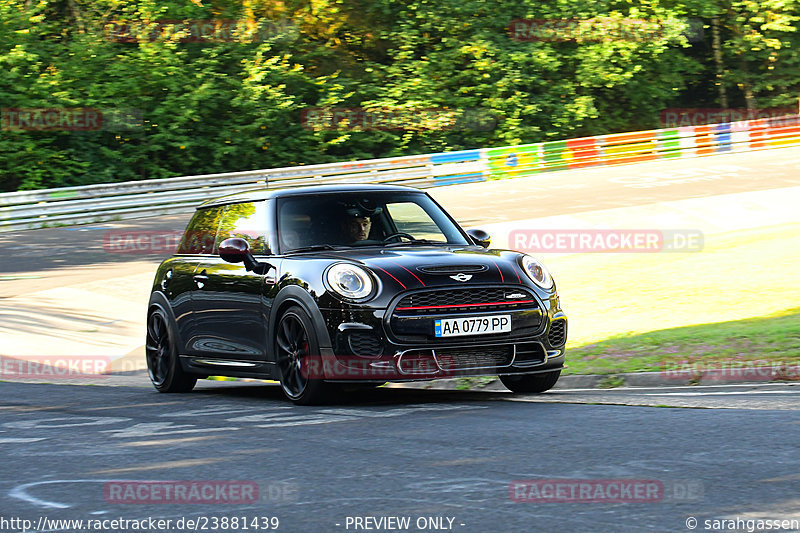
[395,287,537,315]
[435,345,513,370]
[547,320,567,347]
[348,332,383,356]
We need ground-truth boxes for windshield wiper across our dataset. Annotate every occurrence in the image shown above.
[384,239,447,247]
[284,244,348,253]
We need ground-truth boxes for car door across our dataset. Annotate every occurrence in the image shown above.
[189,200,274,362]
[169,205,225,351]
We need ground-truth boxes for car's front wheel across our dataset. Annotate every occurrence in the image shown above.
[275,305,332,405]
[500,370,561,393]
[146,306,197,393]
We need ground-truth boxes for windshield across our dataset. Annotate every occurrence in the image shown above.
[277,191,469,252]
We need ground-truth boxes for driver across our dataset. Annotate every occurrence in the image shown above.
[337,200,383,244]
[341,212,372,243]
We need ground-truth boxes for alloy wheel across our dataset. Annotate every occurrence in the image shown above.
[276,312,311,399]
[146,310,171,386]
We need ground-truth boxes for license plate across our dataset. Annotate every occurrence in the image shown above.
[434,315,511,337]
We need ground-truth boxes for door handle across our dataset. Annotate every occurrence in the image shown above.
[264,267,277,285]
[193,269,209,287]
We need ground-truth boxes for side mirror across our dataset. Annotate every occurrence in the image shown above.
[466,228,491,248]
[219,238,250,263]
[219,238,272,274]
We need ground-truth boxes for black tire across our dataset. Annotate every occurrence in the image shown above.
[500,370,561,393]
[274,305,333,405]
[146,306,197,393]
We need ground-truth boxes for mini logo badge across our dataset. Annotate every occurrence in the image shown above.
[450,273,472,282]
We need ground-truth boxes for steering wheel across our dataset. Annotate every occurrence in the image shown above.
[382,232,416,243]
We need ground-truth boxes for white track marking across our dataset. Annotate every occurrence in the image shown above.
[226,412,299,423]
[248,405,488,428]
[9,479,112,509]
[643,390,800,397]
[99,422,240,438]
[160,406,279,418]
[551,383,798,393]
[255,415,358,428]
[3,416,130,429]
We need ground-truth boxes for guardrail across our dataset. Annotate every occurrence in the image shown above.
[2,114,799,231]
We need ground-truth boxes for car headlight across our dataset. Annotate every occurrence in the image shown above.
[326,263,374,300]
[520,255,554,289]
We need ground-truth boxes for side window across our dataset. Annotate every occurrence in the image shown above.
[214,201,270,255]
[176,206,224,255]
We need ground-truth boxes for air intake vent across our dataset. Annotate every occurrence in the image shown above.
[434,345,513,370]
[514,342,546,365]
[348,332,383,356]
[547,320,567,347]
[417,264,489,275]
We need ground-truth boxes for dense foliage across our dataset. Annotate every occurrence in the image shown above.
[0,0,798,191]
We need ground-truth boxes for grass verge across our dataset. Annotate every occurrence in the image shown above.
[563,308,800,375]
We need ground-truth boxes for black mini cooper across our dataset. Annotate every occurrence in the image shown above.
[147,184,567,404]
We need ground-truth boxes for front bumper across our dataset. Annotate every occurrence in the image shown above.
[315,302,567,382]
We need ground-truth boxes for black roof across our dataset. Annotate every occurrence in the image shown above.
[199,183,423,208]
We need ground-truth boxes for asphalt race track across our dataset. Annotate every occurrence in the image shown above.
[1,381,799,533]
[1,146,800,532]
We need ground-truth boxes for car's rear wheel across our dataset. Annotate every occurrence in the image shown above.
[275,305,332,405]
[146,307,197,393]
[500,370,561,393]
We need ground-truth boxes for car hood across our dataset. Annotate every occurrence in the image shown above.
[324,245,528,290]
